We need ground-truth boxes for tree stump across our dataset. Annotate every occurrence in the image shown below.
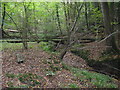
[16,53,24,64]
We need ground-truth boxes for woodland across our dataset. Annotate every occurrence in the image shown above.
[0,2,120,88]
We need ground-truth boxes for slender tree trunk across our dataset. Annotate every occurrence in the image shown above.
[1,3,9,38]
[110,2,114,30]
[22,3,28,49]
[63,3,71,44]
[56,4,62,35]
[33,3,39,43]
[85,3,89,31]
[59,3,84,60]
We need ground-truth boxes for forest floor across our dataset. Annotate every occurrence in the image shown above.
[1,42,120,88]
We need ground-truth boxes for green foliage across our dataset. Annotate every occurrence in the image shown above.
[42,59,52,64]
[3,2,65,38]
[91,80,117,88]
[0,41,39,51]
[62,62,71,70]
[50,65,62,72]
[18,73,42,86]
[46,71,56,76]
[70,67,118,88]
[6,73,16,78]
[53,59,60,64]
[1,42,23,51]
[39,41,55,52]
[14,85,29,88]
[7,81,14,87]
[68,83,79,88]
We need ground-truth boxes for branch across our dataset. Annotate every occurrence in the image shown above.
[70,2,84,33]
[102,63,120,72]
[5,11,19,30]
[98,30,119,43]
[72,46,111,50]
[71,30,119,50]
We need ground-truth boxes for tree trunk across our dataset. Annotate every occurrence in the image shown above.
[56,4,62,35]
[117,2,120,50]
[1,3,10,38]
[85,3,89,31]
[22,3,28,49]
[109,2,114,30]
[101,2,119,53]
[59,3,84,60]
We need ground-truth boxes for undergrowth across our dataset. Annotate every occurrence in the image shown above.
[39,41,55,52]
[0,42,37,51]
[62,63,118,88]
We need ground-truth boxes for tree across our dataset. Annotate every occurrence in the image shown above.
[85,3,89,30]
[101,2,119,53]
[55,3,62,35]
[1,3,10,38]
[59,3,84,60]
[116,2,120,50]
[22,3,29,49]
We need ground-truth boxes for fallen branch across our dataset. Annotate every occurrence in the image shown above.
[98,30,119,43]
[102,63,120,72]
[89,69,118,79]
[72,46,111,50]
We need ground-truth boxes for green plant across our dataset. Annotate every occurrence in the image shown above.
[42,59,52,64]
[53,59,60,64]
[91,80,117,88]
[62,62,71,70]
[1,41,37,51]
[6,73,16,78]
[14,85,29,88]
[68,83,79,88]
[1,42,23,51]
[46,71,56,76]
[70,67,118,88]
[18,73,42,86]
[39,41,54,52]
[50,65,62,71]
[7,81,14,87]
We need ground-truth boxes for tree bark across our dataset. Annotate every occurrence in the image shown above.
[1,3,10,38]
[117,2,120,50]
[22,3,28,49]
[56,4,62,35]
[59,3,84,60]
[101,2,119,53]
[85,3,89,31]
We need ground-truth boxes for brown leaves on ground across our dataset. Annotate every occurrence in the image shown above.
[2,48,90,88]
[63,52,90,69]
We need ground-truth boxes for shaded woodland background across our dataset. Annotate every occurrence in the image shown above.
[0,2,120,88]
